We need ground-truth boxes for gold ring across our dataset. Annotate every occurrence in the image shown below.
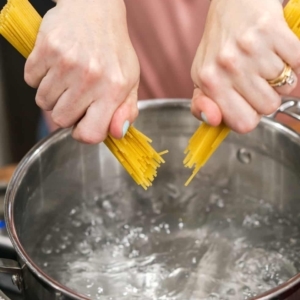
[267,63,295,87]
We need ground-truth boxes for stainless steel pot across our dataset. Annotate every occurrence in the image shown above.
[1,98,300,300]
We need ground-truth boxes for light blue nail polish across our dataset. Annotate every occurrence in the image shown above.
[122,120,130,137]
[201,112,209,124]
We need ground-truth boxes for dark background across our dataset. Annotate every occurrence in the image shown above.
[0,0,54,163]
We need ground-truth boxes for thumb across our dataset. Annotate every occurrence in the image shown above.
[109,82,139,139]
[191,87,222,126]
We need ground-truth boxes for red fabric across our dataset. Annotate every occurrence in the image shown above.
[125,0,209,100]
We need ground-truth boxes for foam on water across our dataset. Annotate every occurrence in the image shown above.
[33,177,300,300]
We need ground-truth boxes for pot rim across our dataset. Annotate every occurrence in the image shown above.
[4,98,300,300]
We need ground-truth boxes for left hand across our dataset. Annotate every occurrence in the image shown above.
[191,0,300,133]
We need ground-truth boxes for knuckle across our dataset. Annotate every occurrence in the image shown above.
[237,32,257,54]
[197,68,218,91]
[234,116,258,134]
[217,49,239,74]
[24,66,37,88]
[86,62,103,81]
[45,31,63,54]
[262,95,281,115]
[109,74,127,91]
[132,106,139,120]
[60,53,78,70]
[47,36,62,55]
[292,52,300,69]
[191,63,198,82]
[35,95,50,110]
[51,113,72,128]
[256,13,272,34]
[74,127,106,144]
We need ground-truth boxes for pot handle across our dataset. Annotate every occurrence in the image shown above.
[270,97,300,121]
[0,258,23,299]
[0,290,11,300]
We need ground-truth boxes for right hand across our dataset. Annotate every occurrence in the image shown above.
[25,0,140,144]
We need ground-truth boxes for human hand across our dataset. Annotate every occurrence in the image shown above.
[191,0,300,133]
[25,0,140,144]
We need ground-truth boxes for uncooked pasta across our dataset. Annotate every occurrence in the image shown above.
[184,123,230,186]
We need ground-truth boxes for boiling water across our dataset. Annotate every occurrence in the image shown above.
[34,175,300,300]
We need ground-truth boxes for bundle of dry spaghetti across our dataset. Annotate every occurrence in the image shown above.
[0,0,168,190]
[0,0,41,58]
[105,127,168,190]
[184,0,300,186]
[284,0,300,35]
[184,123,230,186]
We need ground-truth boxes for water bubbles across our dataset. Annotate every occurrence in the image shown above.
[102,200,112,210]
[217,198,225,208]
[45,234,52,241]
[35,182,300,300]
[208,193,225,209]
[139,233,148,241]
[226,288,236,295]
[41,245,53,255]
[242,214,261,229]
[59,243,67,250]
[78,241,91,255]
[165,183,180,199]
[69,208,77,216]
[237,148,252,164]
[61,232,73,241]
[86,281,94,289]
[52,225,60,232]
[71,220,82,227]
[107,211,116,219]
[152,202,162,214]
[129,249,139,258]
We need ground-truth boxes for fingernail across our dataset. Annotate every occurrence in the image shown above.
[122,120,130,137]
[201,112,210,125]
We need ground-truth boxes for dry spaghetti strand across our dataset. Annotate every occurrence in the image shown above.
[184,0,300,186]
[0,0,168,189]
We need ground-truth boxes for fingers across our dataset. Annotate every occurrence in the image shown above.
[51,89,90,128]
[24,47,49,88]
[232,72,281,116]
[71,82,139,144]
[35,68,67,111]
[191,88,222,126]
[274,23,300,74]
[191,84,260,134]
[214,89,261,134]
[273,70,298,95]
[72,100,114,144]
[109,82,139,139]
